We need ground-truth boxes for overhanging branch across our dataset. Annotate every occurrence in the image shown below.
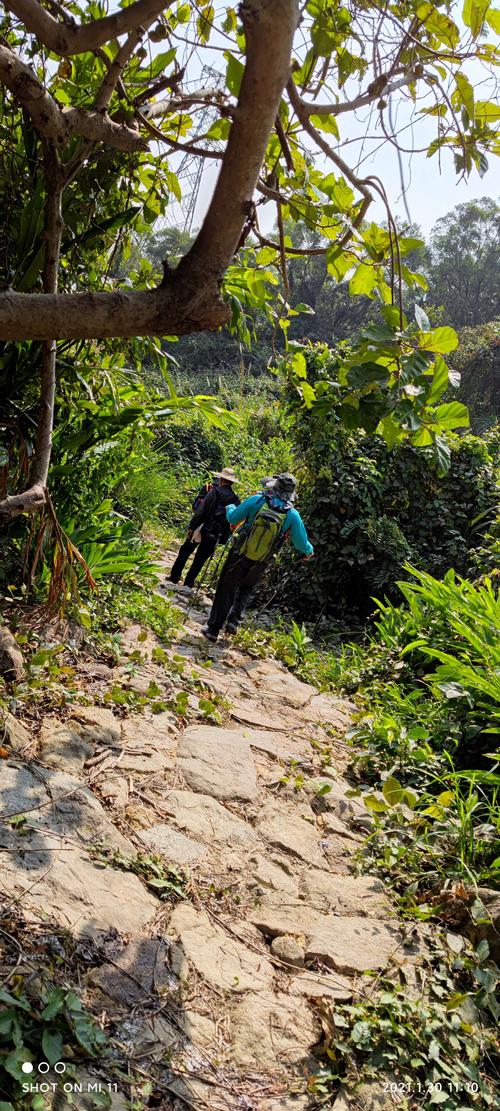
[4,0,167,56]
[0,0,300,342]
[0,40,147,151]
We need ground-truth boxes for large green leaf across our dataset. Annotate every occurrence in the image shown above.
[434,401,470,429]
[419,327,459,353]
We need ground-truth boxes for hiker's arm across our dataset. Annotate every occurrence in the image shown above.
[288,510,314,557]
[226,494,260,527]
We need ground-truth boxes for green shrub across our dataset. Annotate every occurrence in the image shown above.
[273,345,499,622]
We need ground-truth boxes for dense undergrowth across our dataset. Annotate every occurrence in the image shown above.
[238,565,500,1107]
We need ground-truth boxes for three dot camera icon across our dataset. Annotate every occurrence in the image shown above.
[21,1060,117,1096]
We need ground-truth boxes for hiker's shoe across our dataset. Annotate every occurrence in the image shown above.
[225,622,238,635]
[201,626,218,643]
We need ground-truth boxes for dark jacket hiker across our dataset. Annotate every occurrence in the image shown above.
[202,473,313,640]
[169,467,240,590]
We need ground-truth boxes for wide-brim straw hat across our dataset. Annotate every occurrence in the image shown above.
[214,467,238,483]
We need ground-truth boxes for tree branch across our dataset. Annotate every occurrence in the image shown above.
[142,89,234,120]
[93,25,150,113]
[0,40,147,151]
[137,110,223,158]
[0,40,68,147]
[63,107,147,151]
[178,0,299,285]
[300,69,416,116]
[4,0,167,56]
[287,79,373,211]
[0,144,63,520]
[256,232,328,256]
[0,0,300,341]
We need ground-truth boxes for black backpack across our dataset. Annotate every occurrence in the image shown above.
[192,480,219,513]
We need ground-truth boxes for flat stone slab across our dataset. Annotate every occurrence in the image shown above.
[299,871,391,917]
[288,970,352,1001]
[251,897,325,940]
[121,711,178,749]
[248,853,299,897]
[38,719,94,775]
[231,990,320,1069]
[306,916,400,974]
[167,903,273,993]
[299,693,354,728]
[244,661,315,709]
[304,774,367,822]
[138,823,205,865]
[162,789,256,845]
[1,847,158,938]
[90,939,172,1004]
[119,748,172,774]
[70,705,121,745]
[0,761,130,851]
[0,762,157,937]
[256,800,324,867]
[229,699,290,731]
[176,725,258,801]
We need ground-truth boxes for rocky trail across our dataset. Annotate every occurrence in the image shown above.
[0,551,419,1110]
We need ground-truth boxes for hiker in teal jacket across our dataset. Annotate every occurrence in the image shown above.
[202,473,313,643]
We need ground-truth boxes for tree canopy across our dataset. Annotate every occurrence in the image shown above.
[0,0,499,517]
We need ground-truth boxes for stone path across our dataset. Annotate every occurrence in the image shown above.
[0,565,407,1109]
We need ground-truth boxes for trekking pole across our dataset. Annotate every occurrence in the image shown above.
[204,536,231,594]
[184,548,217,622]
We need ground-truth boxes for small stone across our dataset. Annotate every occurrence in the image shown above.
[138,823,205,865]
[271,935,305,967]
[38,719,94,775]
[1,712,31,753]
[99,776,129,807]
[0,627,25,681]
[70,705,121,745]
[176,725,258,801]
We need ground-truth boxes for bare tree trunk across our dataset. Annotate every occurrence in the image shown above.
[0,145,62,519]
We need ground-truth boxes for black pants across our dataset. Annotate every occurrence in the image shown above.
[207,550,266,635]
[169,533,217,588]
